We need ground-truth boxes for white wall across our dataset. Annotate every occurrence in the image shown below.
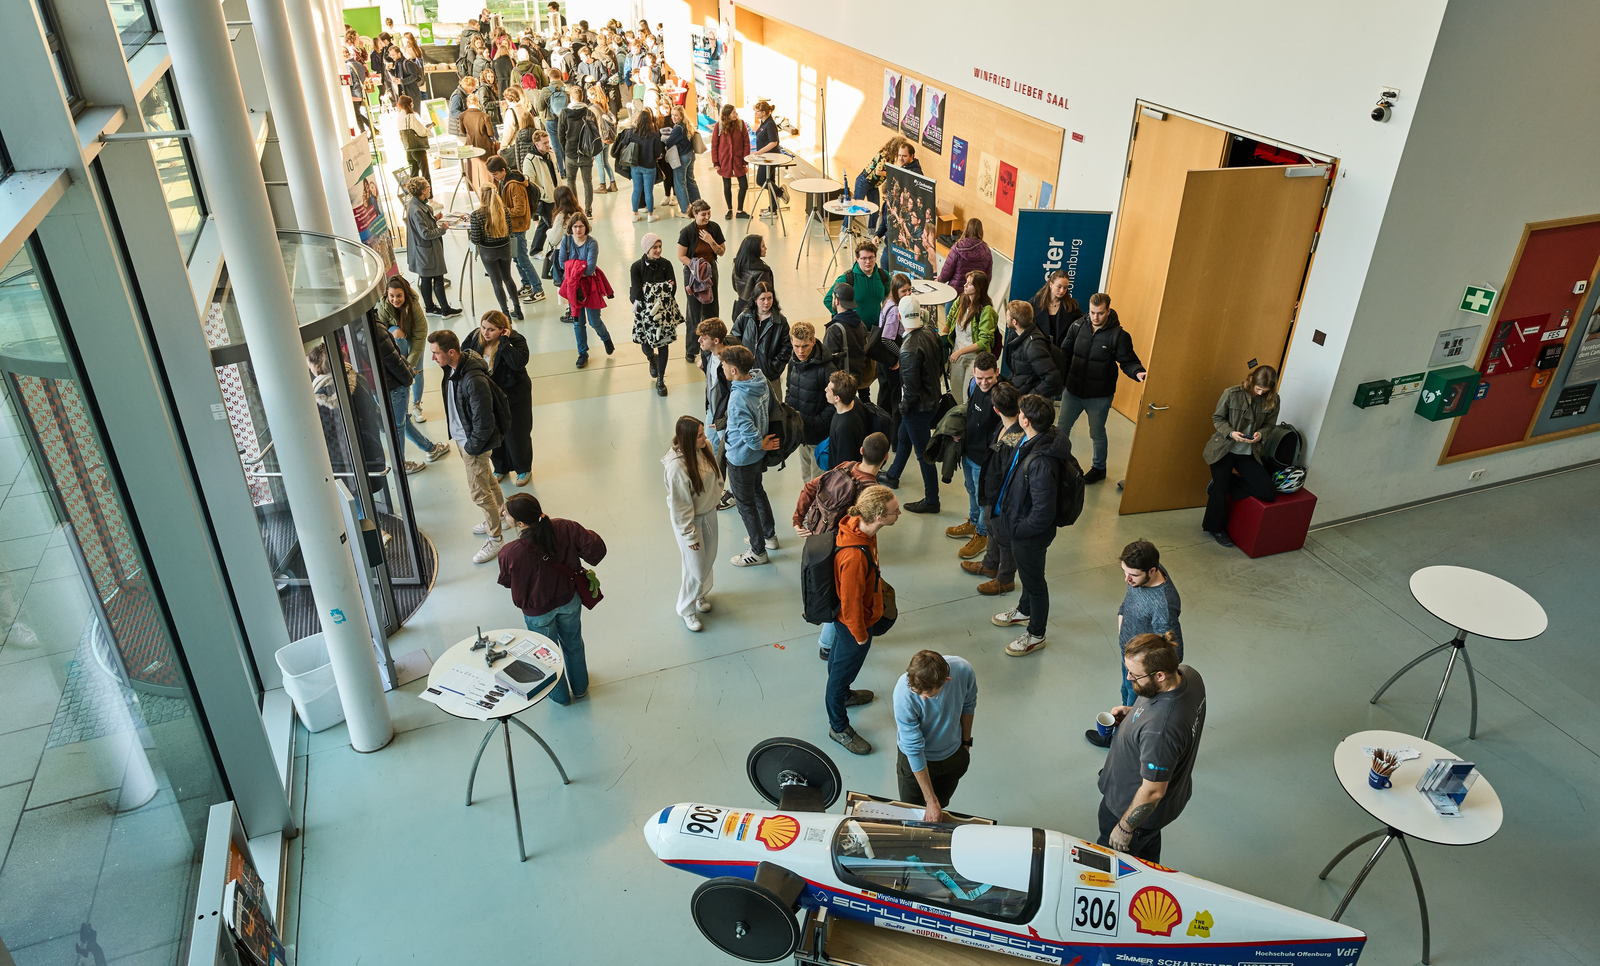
[1306,0,1600,521]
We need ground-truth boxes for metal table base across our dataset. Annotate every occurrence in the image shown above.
[1371,629,1479,740]
[795,201,835,268]
[464,715,570,861]
[749,180,790,235]
[1320,826,1430,963]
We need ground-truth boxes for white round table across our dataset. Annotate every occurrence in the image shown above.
[745,154,797,233]
[791,178,846,267]
[424,629,571,861]
[909,278,958,306]
[437,143,487,213]
[1320,730,1502,964]
[820,200,881,281]
[1371,566,1546,740]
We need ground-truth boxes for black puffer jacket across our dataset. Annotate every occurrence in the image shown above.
[993,426,1073,543]
[898,325,944,414]
[731,310,793,382]
[1003,324,1063,398]
[824,309,898,385]
[371,318,414,391]
[1062,309,1144,399]
[462,328,532,392]
[557,104,598,163]
[440,349,503,456]
[785,341,839,444]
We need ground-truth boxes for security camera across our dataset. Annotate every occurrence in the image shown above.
[1371,99,1393,122]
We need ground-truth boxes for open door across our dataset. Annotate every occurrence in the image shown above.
[1105,112,1228,420]
[1118,165,1327,514]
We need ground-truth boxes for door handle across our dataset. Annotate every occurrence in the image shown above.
[1147,404,1170,411]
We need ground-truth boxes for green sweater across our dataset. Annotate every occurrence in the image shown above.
[823,264,893,325]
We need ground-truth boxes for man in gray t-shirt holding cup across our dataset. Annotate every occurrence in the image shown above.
[1095,633,1206,863]
[1088,539,1182,748]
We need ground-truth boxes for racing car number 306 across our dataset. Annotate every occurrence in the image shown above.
[1070,887,1119,936]
[678,804,727,838]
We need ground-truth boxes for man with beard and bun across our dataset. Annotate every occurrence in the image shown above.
[1095,633,1206,863]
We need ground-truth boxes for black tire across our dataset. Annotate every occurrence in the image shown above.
[689,875,801,962]
[746,737,842,809]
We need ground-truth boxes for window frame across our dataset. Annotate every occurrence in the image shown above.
[140,72,211,258]
[35,0,87,117]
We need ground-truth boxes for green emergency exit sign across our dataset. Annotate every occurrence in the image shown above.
[1460,285,1497,316]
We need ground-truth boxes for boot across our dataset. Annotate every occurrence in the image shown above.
[977,579,1015,596]
[655,376,668,397]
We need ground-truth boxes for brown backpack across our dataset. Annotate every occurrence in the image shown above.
[803,463,872,535]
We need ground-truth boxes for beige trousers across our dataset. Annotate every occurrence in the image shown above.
[460,446,506,538]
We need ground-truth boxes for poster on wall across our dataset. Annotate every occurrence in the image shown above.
[691,28,727,136]
[900,78,922,140]
[995,161,1018,215]
[1016,172,1039,211]
[1566,308,1600,384]
[1038,180,1054,209]
[882,163,938,279]
[1550,383,1595,418]
[976,152,998,204]
[342,138,397,276]
[949,137,968,185]
[881,69,902,130]
[1008,209,1112,303]
[921,86,946,154]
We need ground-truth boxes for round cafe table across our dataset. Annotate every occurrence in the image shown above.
[1370,566,1546,740]
[435,142,486,213]
[790,177,845,267]
[820,199,880,282]
[423,629,571,861]
[1320,730,1502,964]
[745,153,797,234]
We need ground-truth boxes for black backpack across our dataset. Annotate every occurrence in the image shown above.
[800,532,873,625]
[765,399,807,469]
[578,116,604,159]
[856,397,892,438]
[1020,446,1086,528]
[1033,328,1068,382]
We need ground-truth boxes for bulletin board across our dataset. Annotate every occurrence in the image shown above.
[1440,214,1600,462]
[344,5,383,41]
[731,7,1064,258]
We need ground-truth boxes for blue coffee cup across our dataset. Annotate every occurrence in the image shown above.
[1368,768,1392,790]
[1095,711,1116,738]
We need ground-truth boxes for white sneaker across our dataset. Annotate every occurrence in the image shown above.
[684,613,703,631]
[764,535,779,551]
[403,460,426,475]
[472,522,489,535]
[426,442,451,462]
[647,213,661,223]
[471,538,503,564]
[695,598,712,613]
[634,212,645,222]
[412,403,427,422]
[730,550,770,567]
[1006,633,1047,656]
[992,608,1028,627]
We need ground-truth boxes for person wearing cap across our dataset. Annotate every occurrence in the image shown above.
[824,241,894,326]
[630,231,683,397]
[880,297,945,512]
[823,280,898,405]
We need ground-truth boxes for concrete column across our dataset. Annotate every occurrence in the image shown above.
[245,0,333,234]
[151,0,393,753]
[285,0,362,239]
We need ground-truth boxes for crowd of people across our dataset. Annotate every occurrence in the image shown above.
[332,5,1304,865]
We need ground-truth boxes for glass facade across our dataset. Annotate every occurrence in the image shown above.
[0,241,226,966]
[139,76,207,259]
[109,0,157,54]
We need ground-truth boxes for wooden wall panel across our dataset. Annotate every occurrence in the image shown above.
[735,8,1063,258]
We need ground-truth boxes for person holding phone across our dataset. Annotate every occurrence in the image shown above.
[1200,364,1280,546]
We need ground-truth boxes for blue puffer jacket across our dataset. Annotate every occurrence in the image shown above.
[716,370,772,468]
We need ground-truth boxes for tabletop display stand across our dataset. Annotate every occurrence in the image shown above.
[1319,730,1503,964]
[1371,566,1547,740]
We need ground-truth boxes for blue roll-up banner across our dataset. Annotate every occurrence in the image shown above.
[1008,209,1112,304]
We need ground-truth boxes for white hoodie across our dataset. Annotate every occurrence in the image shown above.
[662,446,721,544]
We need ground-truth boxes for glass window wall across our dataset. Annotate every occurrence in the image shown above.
[109,0,157,55]
[139,76,207,259]
[0,240,225,966]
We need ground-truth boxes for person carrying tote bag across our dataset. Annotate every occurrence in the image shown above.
[497,494,606,705]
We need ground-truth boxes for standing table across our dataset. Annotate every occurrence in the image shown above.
[436,143,486,214]
[790,177,844,267]
[745,153,796,234]
[910,279,958,331]
[1372,565,1546,739]
[820,199,879,283]
[1320,730,1501,963]
[423,629,572,861]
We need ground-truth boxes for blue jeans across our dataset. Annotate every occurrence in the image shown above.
[396,336,426,407]
[961,456,987,535]
[1060,391,1114,470]
[631,166,656,212]
[887,410,938,505]
[673,161,701,206]
[389,385,435,455]
[595,145,615,183]
[524,596,587,704]
[546,119,564,171]
[511,231,541,292]
[854,176,881,232]
[825,623,872,733]
[572,307,611,356]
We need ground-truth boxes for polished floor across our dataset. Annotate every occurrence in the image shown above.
[280,149,1600,966]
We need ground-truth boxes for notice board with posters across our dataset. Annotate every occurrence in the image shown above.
[1442,214,1600,462]
[731,6,1063,258]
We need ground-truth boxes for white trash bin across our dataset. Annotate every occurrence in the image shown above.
[275,633,347,733]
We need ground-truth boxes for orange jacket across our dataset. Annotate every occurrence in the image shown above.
[834,514,882,643]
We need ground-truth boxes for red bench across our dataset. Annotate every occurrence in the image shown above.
[1226,488,1317,558]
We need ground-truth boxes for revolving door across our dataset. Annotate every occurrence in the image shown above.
[203,232,436,687]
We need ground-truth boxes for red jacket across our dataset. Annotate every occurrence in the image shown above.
[834,514,883,643]
[497,519,607,616]
[712,119,748,178]
[558,262,614,310]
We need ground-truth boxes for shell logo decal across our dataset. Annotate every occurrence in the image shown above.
[1136,857,1178,873]
[754,815,800,851]
[1128,886,1183,937]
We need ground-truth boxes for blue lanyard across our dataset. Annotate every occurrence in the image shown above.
[995,446,1023,508]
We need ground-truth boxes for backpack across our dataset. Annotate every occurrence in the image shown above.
[1020,446,1086,528]
[578,116,604,158]
[803,464,872,535]
[800,532,874,625]
[856,396,892,438]
[1033,327,1068,381]
[764,398,807,469]
[550,87,570,113]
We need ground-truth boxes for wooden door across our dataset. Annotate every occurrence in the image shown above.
[1118,165,1327,515]
[1104,111,1228,420]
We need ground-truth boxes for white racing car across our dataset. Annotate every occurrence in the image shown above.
[645,737,1365,965]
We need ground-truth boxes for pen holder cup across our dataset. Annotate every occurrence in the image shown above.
[1368,768,1393,790]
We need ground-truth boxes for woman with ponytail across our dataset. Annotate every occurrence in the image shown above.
[497,493,607,704]
[662,416,720,631]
